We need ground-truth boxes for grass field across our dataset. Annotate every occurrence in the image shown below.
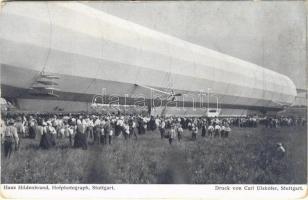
[1,126,307,184]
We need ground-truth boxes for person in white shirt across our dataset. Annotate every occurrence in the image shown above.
[214,124,221,138]
[159,120,166,139]
[28,116,37,139]
[75,116,88,150]
[104,119,112,145]
[1,119,6,140]
[168,125,176,145]
[221,125,226,138]
[68,124,76,146]
[94,118,101,126]
[14,117,24,139]
[3,119,19,158]
[59,125,65,139]
[143,117,148,130]
[155,118,161,129]
[188,122,192,130]
[86,118,94,140]
[115,118,124,136]
[208,124,214,137]
[124,123,130,140]
[274,143,286,160]
[39,121,53,150]
[93,117,101,144]
[129,118,137,140]
[177,124,183,141]
[108,129,113,145]
[191,124,198,140]
[225,124,231,138]
[46,121,56,147]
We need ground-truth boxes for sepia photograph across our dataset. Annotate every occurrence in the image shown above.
[0,0,307,188]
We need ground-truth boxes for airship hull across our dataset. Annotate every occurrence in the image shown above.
[0,2,297,114]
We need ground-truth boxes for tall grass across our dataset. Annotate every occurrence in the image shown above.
[1,126,306,184]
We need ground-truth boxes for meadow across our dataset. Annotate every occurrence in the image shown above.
[1,125,307,184]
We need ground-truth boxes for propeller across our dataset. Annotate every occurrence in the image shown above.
[172,90,182,96]
[166,90,182,101]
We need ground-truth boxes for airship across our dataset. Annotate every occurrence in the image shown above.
[0,2,297,116]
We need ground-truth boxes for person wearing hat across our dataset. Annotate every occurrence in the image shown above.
[39,121,53,149]
[3,119,19,158]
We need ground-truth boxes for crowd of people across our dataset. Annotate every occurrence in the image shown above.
[1,112,306,158]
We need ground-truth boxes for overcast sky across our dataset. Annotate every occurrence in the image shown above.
[88,1,306,89]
